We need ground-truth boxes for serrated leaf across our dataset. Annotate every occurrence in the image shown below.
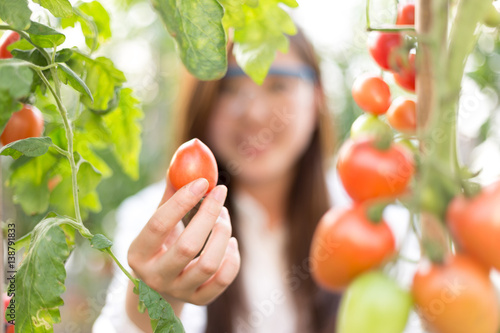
[33,0,73,18]
[0,59,34,98]
[73,54,126,111]
[57,63,93,101]
[0,137,53,159]
[90,234,113,251]
[103,88,143,179]
[232,0,297,84]
[139,280,185,332]
[27,22,66,48]
[7,153,59,215]
[151,0,227,80]
[15,216,77,332]
[218,0,246,30]
[62,1,111,52]
[0,0,32,30]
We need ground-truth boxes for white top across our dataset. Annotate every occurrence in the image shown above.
[92,169,426,333]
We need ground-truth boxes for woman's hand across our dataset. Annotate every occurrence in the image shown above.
[127,176,240,319]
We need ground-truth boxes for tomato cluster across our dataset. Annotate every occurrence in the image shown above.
[311,3,500,332]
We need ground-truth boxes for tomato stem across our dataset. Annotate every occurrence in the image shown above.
[105,248,140,288]
[367,26,416,32]
[366,202,388,223]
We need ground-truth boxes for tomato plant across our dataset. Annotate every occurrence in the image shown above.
[168,138,218,193]
[337,271,413,333]
[337,137,414,202]
[396,3,415,25]
[386,97,417,134]
[0,30,20,59]
[412,255,500,333]
[367,32,404,71]
[310,205,395,291]
[0,104,44,146]
[447,181,500,271]
[351,75,392,115]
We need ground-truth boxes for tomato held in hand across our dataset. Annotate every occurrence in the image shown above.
[337,137,414,202]
[393,51,416,93]
[168,138,218,193]
[386,96,417,134]
[447,181,500,271]
[0,30,20,59]
[337,271,413,333]
[352,75,391,115]
[310,205,395,292]
[396,3,415,25]
[412,255,500,333]
[368,32,404,71]
[1,104,44,146]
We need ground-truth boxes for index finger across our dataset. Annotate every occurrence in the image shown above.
[130,178,209,260]
[158,169,178,208]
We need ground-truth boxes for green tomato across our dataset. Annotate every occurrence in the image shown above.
[350,114,393,140]
[337,271,413,333]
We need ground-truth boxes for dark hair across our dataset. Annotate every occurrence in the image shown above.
[174,27,341,333]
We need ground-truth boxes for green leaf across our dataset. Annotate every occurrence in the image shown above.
[27,22,66,48]
[232,0,297,84]
[11,48,49,66]
[90,234,113,251]
[0,59,33,129]
[57,63,93,101]
[33,0,73,18]
[0,0,32,30]
[48,155,102,219]
[103,88,143,179]
[14,232,32,252]
[15,216,77,332]
[151,0,227,80]
[62,1,111,52]
[138,280,185,332]
[55,48,74,62]
[0,137,53,159]
[73,54,126,111]
[7,153,59,215]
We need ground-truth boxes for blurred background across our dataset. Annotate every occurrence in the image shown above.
[1,0,499,332]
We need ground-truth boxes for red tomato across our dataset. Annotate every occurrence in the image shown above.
[0,31,20,59]
[337,137,414,202]
[386,97,417,134]
[310,204,395,292]
[447,181,500,271]
[396,3,415,25]
[352,75,392,115]
[393,52,416,93]
[1,104,44,146]
[168,138,218,193]
[6,326,14,333]
[412,255,500,333]
[368,32,404,71]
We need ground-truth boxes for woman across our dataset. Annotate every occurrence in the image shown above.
[93,28,343,333]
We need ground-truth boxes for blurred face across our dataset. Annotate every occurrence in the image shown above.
[207,49,319,185]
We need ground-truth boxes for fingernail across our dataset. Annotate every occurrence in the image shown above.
[211,185,227,203]
[229,237,238,250]
[189,178,208,195]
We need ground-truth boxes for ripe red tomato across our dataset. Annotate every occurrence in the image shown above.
[0,31,20,59]
[386,97,417,134]
[447,181,500,271]
[352,75,392,115]
[1,104,44,146]
[393,52,416,93]
[396,3,415,25]
[6,326,14,333]
[367,32,404,71]
[337,137,414,202]
[310,205,395,292]
[168,138,218,193]
[412,255,500,333]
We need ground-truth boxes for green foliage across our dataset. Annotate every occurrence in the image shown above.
[0,137,53,159]
[32,0,73,18]
[90,233,113,251]
[150,0,227,80]
[0,59,33,124]
[139,281,185,332]
[151,0,298,83]
[0,0,31,30]
[15,215,83,332]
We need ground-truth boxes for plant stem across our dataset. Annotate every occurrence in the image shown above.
[105,248,139,288]
[36,69,83,225]
[367,26,416,32]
